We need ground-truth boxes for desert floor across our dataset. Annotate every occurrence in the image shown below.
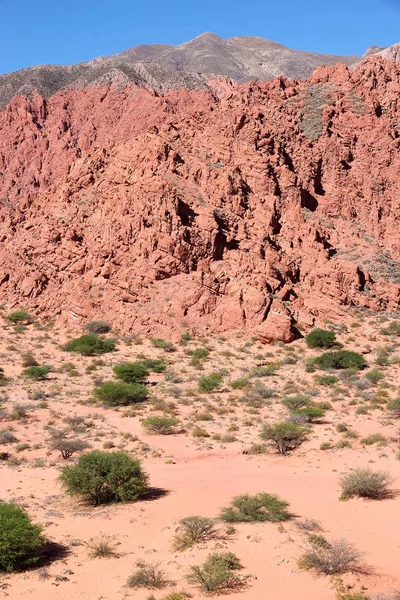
[0,308,399,600]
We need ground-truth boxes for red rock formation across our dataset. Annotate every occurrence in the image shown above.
[0,56,399,340]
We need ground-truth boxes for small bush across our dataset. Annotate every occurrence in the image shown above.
[187,552,242,593]
[315,351,367,370]
[281,394,311,411]
[127,561,170,588]
[260,421,309,454]
[172,516,216,551]
[142,416,180,435]
[316,375,339,386]
[6,310,33,324]
[387,397,400,418]
[291,406,325,423]
[198,373,222,393]
[0,431,18,444]
[247,443,267,455]
[51,438,89,459]
[220,493,291,523]
[113,362,149,383]
[299,537,364,574]
[94,382,149,406]
[83,321,112,335]
[365,370,385,385]
[150,338,175,352]
[21,353,38,367]
[0,502,44,572]
[64,335,115,356]
[22,366,50,381]
[340,468,393,500]
[86,534,118,558]
[360,433,386,446]
[140,358,166,373]
[306,329,336,349]
[230,378,250,390]
[59,450,148,505]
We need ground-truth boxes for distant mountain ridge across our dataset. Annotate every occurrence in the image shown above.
[0,32,365,108]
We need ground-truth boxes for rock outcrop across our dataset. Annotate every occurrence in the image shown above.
[0,56,399,339]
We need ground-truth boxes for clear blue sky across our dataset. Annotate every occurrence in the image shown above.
[1,0,399,74]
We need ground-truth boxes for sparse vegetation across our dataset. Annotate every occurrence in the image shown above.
[83,321,112,335]
[6,310,33,324]
[198,373,222,392]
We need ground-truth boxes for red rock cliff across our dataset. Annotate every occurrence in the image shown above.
[0,57,399,340]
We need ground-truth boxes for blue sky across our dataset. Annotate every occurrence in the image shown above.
[1,0,399,74]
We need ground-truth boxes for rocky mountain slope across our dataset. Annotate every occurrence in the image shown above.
[0,33,361,108]
[0,55,400,340]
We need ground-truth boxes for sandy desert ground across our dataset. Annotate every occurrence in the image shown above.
[0,307,399,600]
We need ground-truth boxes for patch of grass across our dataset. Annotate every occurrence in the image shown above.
[360,433,386,446]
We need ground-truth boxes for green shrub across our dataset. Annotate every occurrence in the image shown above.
[364,370,385,384]
[127,561,170,588]
[230,378,250,390]
[59,450,148,505]
[281,395,311,411]
[291,406,325,422]
[150,338,175,352]
[315,375,339,386]
[249,364,278,378]
[83,321,112,334]
[190,348,209,360]
[260,421,309,454]
[340,468,393,500]
[172,516,216,551]
[247,443,267,455]
[387,397,400,418]
[94,382,148,406]
[142,416,180,435]
[6,310,33,324]
[22,366,50,381]
[113,362,149,383]
[187,552,242,593]
[198,373,222,393]
[51,438,89,459]
[140,358,166,373]
[220,493,291,523]
[0,502,44,572]
[306,329,336,349]
[298,537,364,574]
[315,351,367,370]
[64,335,115,356]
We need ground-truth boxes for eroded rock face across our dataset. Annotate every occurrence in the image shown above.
[0,56,399,340]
